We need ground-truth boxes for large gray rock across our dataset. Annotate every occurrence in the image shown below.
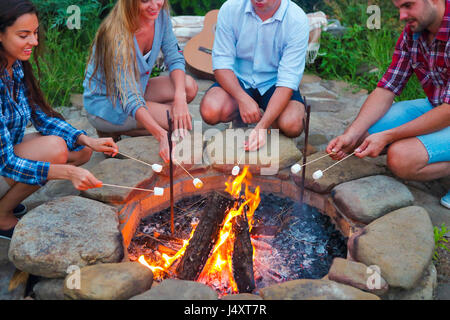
[9,196,124,278]
[64,262,153,300]
[350,206,435,290]
[33,278,65,300]
[383,263,437,300]
[82,158,155,204]
[258,279,380,300]
[0,238,9,266]
[332,175,415,224]
[206,130,302,176]
[130,279,218,300]
[0,263,27,300]
[292,151,385,194]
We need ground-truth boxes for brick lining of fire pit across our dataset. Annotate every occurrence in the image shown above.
[118,168,358,250]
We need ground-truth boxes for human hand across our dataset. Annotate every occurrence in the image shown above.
[172,96,192,138]
[326,132,361,160]
[86,137,118,157]
[354,132,391,158]
[238,96,261,124]
[70,167,102,191]
[158,134,174,163]
[244,127,267,152]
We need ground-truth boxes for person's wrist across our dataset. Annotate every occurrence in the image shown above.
[155,129,167,142]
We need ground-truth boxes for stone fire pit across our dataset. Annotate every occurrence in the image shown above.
[0,75,445,300]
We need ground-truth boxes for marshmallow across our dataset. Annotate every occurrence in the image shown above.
[291,164,302,174]
[232,166,240,176]
[193,178,204,189]
[152,164,163,173]
[153,187,164,196]
[312,170,323,180]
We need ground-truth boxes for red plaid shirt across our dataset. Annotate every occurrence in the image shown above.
[378,0,450,107]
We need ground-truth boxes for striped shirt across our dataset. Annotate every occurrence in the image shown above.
[378,0,450,107]
[0,61,86,186]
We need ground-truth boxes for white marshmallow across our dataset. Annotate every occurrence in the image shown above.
[313,170,323,180]
[291,164,302,174]
[153,187,164,196]
[232,166,240,176]
[193,178,204,189]
[152,164,163,173]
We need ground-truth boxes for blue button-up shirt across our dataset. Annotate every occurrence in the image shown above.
[83,9,185,125]
[0,61,86,186]
[212,0,309,95]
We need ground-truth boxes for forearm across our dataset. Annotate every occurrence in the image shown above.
[257,87,292,130]
[170,69,187,101]
[346,87,395,138]
[214,69,249,102]
[135,107,167,142]
[383,103,450,144]
[47,164,75,181]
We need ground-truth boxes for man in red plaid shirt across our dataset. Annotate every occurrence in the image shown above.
[327,0,450,209]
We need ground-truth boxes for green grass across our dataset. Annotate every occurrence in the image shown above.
[308,0,425,102]
[32,0,425,108]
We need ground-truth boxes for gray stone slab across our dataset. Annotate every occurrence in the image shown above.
[332,175,415,224]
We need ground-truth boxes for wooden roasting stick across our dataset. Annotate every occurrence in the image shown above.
[167,110,175,236]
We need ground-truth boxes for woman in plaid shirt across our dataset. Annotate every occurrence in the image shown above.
[0,0,119,239]
[327,0,450,209]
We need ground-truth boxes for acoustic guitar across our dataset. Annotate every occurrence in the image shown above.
[183,10,219,81]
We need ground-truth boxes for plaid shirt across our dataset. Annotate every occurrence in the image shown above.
[0,61,86,186]
[378,0,450,107]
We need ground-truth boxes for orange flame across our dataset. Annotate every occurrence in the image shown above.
[138,165,261,295]
[197,166,260,293]
[138,222,197,279]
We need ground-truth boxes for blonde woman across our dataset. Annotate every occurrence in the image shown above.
[83,0,198,162]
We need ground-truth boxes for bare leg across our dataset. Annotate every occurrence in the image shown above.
[0,134,92,230]
[200,86,240,125]
[387,137,450,181]
[144,74,198,104]
[273,100,306,138]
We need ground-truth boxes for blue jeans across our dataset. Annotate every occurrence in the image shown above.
[368,98,450,164]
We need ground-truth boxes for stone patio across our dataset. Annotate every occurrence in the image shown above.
[0,72,448,300]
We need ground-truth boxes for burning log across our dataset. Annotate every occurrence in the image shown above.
[176,192,235,280]
[232,211,256,293]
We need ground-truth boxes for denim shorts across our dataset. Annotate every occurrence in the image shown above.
[87,113,138,133]
[208,79,304,111]
[368,98,450,164]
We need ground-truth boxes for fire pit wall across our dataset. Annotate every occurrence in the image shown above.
[117,159,437,300]
[119,169,357,250]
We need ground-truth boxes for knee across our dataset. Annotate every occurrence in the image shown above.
[200,95,221,125]
[77,147,93,165]
[46,136,69,164]
[278,117,304,138]
[185,76,198,103]
[386,142,414,179]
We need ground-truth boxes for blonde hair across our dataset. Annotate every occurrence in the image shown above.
[87,0,169,107]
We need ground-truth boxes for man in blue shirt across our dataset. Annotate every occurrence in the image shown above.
[200,0,309,151]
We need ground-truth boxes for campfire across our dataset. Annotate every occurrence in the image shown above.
[137,166,260,295]
[131,166,347,297]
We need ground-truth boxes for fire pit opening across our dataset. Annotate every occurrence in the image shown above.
[127,168,347,297]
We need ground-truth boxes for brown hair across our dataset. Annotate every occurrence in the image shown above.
[0,0,63,119]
